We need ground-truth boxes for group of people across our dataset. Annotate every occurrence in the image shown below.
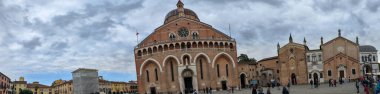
[328,79,337,87]
[251,83,290,94]
[309,79,320,88]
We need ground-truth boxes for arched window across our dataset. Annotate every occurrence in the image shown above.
[374,55,376,61]
[169,33,176,41]
[155,68,158,81]
[192,32,199,39]
[200,59,203,80]
[362,56,365,62]
[170,61,174,81]
[146,70,150,82]
[217,64,220,77]
[226,64,229,77]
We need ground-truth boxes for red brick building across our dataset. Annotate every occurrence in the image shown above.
[134,1,238,94]
[0,72,11,94]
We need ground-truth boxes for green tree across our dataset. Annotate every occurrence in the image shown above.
[20,89,33,94]
[238,54,257,64]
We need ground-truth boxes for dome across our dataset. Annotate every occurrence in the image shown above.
[164,1,200,24]
[360,45,377,52]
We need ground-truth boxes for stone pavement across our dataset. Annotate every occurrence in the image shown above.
[205,82,364,94]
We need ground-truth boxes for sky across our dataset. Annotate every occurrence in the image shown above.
[0,0,380,85]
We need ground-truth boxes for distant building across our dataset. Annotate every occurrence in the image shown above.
[72,68,99,94]
[13,77,53,94]
[0,72,11,94]
[51,77,136,94]
[306,49,324,83]
[27,82,53,94]
[13,77,27,94]
[359,45,379,78]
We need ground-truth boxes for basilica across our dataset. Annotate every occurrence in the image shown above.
[257,30,362,85]
[134,1,378,94]
[134,1,238,94]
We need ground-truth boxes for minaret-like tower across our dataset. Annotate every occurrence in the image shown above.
[356,36,359,45]
[320,37,323,49]
[277,42,280,54]
[177,0,185,17]
[338,29,341,37]
[289,33,293,43]
[303,37,307,46]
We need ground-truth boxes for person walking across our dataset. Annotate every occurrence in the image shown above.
[364,85,370,94]
[356,80,360,93]
[328,79,332,87]
[375,79,380,94]
[266,88,271,94]
[310,80,314,88]
[252,86,257,94]
[287,82,290,90]
[282,87,289,94]
[333,79,337,87]
[314,79,319,88]
[257,86,264,94]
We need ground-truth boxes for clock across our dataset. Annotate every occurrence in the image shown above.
[178,27,189,37]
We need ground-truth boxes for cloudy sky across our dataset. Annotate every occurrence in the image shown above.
[1,0,380,85]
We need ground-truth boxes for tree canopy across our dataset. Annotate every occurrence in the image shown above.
[20,89,33,94]
[238,54,257,64]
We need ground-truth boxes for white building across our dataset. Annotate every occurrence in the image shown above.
[359,45,379,78]
[306,49,324,82]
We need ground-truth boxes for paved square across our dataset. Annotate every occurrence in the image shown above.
[210,82,365,94]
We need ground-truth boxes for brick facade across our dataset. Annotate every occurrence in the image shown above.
[134,1,238,94]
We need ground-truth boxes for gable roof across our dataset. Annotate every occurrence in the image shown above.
[258,56,278,62]
[322,36,358,47]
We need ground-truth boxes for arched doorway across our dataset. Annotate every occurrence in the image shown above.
[182,69,194,93]
[313,73,318,82]
[240,74,246,88]
[291,73,297,85]
[221,80,227,90]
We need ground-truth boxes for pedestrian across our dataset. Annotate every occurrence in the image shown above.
[314,79,318,88]
[356,80,360,93]
[375,79,380,94]
[252,86,257,94]
[310,80,314,88]
[209,87,212,94]
[328,79,331,87]
[287,82,290,90]
[282,87,289,94]
[364,85,370,94]
[193,90,197,94]
[266,88,271,94]
[258,86,264,94]
[334,79,337,87]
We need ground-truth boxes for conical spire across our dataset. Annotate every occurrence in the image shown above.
[289,33,293,43]
[277,42,280,53]
[303,37,307,45]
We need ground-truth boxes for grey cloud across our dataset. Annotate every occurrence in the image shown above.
[22,37,41,49]
[198,0,284,6]
[366,0,380,12]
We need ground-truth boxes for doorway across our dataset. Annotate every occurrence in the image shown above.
[291,73,297,85]
[240,74,246,88]
[221,81,227,90]
[339,70,344,78]
[313,73,319,81]
[150,87,156,94]
[184,77,193,93]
